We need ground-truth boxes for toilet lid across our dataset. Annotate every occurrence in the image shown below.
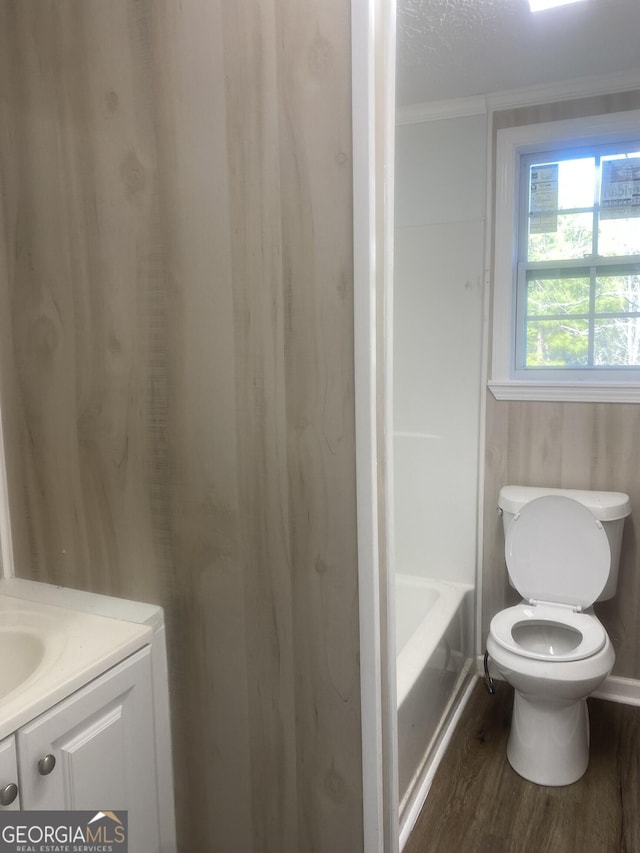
[506,495,611,609]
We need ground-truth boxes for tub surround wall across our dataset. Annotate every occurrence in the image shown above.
[394,114,486,586]
[0,2,361,851]
[483,93,640,680]
[393,113,483,845]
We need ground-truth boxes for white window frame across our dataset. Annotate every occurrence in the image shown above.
[489,108,640,403]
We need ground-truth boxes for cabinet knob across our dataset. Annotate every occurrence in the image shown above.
[38,754,56,776]
[0,783,18,806]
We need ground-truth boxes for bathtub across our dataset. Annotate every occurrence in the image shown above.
[395,573,473,816]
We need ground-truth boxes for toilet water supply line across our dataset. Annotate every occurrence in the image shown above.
[483,650,496,695]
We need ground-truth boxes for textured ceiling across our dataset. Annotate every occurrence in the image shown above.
[396,0,640,107]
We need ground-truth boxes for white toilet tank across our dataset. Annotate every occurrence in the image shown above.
[498,485,631,601]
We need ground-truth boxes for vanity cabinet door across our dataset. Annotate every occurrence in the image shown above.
[16,646,159,852]
[0,736,20,810]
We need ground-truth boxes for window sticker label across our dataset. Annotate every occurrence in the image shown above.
[600,157,640,220]
[529,164,559,234]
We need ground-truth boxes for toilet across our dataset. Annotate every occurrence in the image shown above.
[486,485,631,786]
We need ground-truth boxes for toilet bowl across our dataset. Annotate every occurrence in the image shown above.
[487,613,614,785]
[487,487,630,786]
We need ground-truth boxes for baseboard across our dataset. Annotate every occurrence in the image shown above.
[476,655,640,707]
[592,675,640,706]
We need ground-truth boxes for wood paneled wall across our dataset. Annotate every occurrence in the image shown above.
[482,92,640,680]
[0,2,362,851]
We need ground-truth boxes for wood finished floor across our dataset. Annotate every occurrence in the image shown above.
[405,681,640,853]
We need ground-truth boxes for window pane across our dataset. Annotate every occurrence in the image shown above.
[529,158,595,212]
[599,216,640,256]
[557,158,596,209]
[594,318,640,365]
[527,275,590,317]
[526,319,589,367]
[528,212,592,261]
[595,271,640,314]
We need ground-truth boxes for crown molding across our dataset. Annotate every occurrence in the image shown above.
[396,95,487,125]
[488,68,640,112]
[396,69,640,126]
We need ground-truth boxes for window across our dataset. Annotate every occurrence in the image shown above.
[490,109,640,402]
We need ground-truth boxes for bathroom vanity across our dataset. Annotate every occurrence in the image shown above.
[0,578,176,853]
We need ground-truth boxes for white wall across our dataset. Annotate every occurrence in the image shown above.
[393,113,486,585]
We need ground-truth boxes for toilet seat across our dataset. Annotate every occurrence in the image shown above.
[506,495,611,609]
[490,603,606,661]
[491,495,612,663]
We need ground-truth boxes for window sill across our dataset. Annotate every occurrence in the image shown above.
[488,380,640,403]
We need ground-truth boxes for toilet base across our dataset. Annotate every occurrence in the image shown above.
[507,691,590,786]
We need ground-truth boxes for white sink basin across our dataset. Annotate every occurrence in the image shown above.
[0,629,46,699]
[0,594,152,740]
[0,606,64,700]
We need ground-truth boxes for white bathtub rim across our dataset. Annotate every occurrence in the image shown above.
[396,574,473,708]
